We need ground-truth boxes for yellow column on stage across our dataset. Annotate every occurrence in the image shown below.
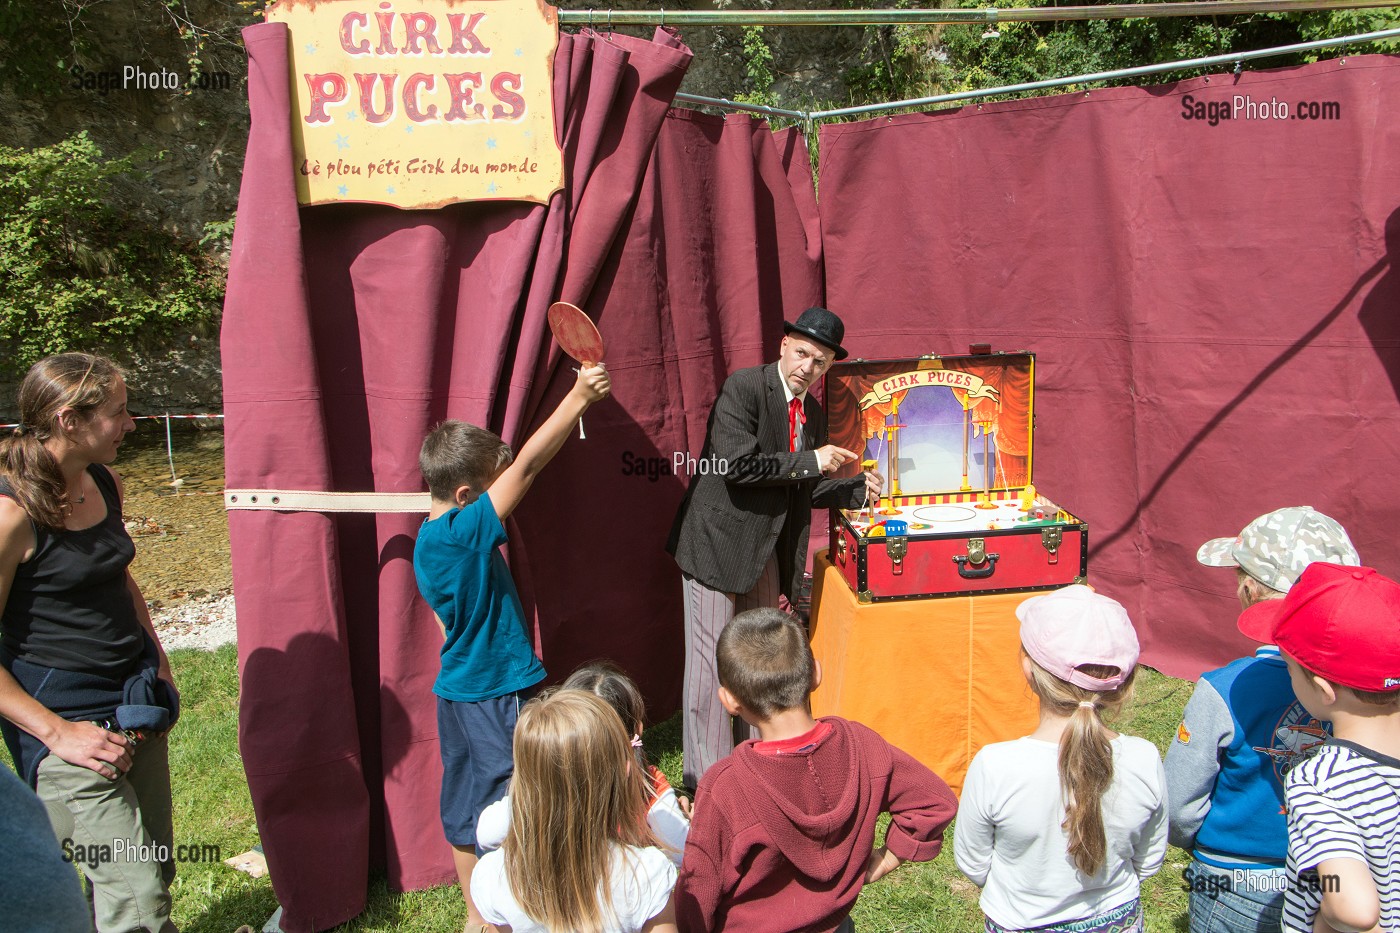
[808,551,1039,795]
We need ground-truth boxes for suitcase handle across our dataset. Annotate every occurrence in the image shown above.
[953,553,1000,579]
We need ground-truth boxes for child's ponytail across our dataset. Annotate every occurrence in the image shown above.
[562,661,653,804]
[1026,658,1136,877]
[1060,698,1114,875]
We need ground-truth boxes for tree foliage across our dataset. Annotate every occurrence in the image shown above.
[843,1,1400,105]
[0,132,223,373]
[0,0,260,95]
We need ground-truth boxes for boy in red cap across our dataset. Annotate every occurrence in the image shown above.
[1236,562,1400,933]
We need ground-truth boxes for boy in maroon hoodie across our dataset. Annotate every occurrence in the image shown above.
[676,607,958,933]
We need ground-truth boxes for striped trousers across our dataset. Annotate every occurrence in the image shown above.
[681,557,780,789]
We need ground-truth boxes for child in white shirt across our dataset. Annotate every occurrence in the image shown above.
[476,661,689,866]
[955,585,1168,933]
[470,689,676,933]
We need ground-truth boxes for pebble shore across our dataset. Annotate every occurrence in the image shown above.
[151,592,237,652]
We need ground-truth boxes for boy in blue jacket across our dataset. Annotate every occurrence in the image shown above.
[1166,506,1358,933]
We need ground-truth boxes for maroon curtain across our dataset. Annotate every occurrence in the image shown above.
[817,55,1400,680]
[222,22,689,931]
[512,109,825,719]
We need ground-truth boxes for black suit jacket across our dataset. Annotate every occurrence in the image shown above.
[667,362,866,600]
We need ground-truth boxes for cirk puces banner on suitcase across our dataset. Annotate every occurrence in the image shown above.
[267,0,563,209]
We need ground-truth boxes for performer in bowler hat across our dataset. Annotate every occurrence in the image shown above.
[667,307,884,788]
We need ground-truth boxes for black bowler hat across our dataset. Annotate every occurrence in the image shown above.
[783,306,848,360]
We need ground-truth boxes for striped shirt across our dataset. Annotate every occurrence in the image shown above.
[1282,740,1400,933]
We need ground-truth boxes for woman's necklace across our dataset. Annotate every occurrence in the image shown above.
[71,475,85,505]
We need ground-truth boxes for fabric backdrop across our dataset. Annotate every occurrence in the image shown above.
[510,110,824,726]
[223,22,690,931]
[817,55,1400,680]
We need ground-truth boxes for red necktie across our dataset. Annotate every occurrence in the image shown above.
[789,397,806,452]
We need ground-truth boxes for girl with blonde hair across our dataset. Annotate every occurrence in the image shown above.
[955,585,1167,933]
[476,662,690,867]
[470,689,677,933]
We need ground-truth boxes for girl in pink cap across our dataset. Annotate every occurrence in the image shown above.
[955,584,1168,933]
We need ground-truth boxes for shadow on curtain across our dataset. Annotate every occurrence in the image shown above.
[511,109,825,717]
[816,55,1400,681]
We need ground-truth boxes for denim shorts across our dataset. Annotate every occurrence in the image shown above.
[437,690,529,847]
[1186,859,1286,933]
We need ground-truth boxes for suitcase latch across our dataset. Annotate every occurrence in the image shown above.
[953,538,1000,580]
[1041,527,1063,565]
[886,534,907,575]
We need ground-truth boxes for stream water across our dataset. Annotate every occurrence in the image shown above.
[116,420,233,604]
[118,418,227,496]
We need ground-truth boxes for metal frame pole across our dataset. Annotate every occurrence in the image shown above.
[558,0,1400,27]
[813,26,1400,118]
[669,27,1400,120]
[673,92,809,120]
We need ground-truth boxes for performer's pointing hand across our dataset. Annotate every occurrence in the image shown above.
[572,363,611,405]
[815,444,858,475]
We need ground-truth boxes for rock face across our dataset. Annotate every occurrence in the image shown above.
[1,1,252,241]
[0,338,224,422]
[1,0,875,416]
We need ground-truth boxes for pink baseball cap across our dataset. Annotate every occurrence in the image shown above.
[1237,563,1400,692]
[1018,584,1141,691]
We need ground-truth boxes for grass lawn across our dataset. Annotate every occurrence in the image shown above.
[24,648,1198,931]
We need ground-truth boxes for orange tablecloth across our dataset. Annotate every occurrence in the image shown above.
[808,550,1039,794]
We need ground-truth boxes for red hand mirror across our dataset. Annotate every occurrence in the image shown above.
[548,301,605,365]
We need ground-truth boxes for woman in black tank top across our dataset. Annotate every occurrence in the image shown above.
[0,353,179,932]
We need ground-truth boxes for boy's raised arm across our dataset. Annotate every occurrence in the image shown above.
[490,364,610,522]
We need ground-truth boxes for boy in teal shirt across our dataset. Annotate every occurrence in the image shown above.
[414,363,609,931]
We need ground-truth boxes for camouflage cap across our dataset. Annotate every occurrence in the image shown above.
[1197,506,1360,593]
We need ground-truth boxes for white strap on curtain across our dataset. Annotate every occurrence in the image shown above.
[224,490,430,513]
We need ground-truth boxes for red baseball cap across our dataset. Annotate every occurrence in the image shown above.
[1237,562,1400,692]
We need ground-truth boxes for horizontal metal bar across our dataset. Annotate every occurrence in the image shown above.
[559,0,1400,28]
[673,91,810,119]
[809,25,1400,119]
